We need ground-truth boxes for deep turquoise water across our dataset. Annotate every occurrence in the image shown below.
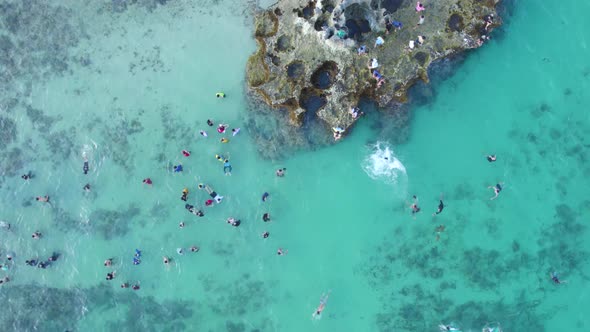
[0,0,589,331]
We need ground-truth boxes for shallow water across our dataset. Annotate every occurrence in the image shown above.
[1,0,589,331]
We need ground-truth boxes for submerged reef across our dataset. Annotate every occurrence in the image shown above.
[246,0,501,138]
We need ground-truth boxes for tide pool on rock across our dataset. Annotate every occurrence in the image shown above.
[0,0,589,332]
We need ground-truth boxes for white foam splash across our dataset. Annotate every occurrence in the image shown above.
[362,141,407,184]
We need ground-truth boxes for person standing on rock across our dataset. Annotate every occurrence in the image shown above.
[374,36,384,48]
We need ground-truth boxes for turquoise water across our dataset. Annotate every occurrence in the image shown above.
[1,0,589,331]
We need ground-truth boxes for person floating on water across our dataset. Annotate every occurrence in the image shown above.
[227,217,241,227]
[262,192,269,202]
[190,246,200,252]
[207,119,214,127]
[433,194,444,216]
[106,271,116,280]
[182,150,191,157]
[216,92,225,98]
[83,156,89,175]
[439,324,461,331]
[204,184,224,203]
[173,164,183,172]
[312,292,330,319]
[179,222,185,228]
[200,130,208,137]
[220,138,229,143]
[231,128,240,136]
[83,183,91,192]
[409,195,420,216]
[277,248,287,256]
[550,271,567,284]
[262,231,269,238]
[276,168,286,177]
[143,178,152,185]
[223,160,232,176]
[217,124,228,134]
[21,171,33,180]
[32,231,42,239]
[486,154,497,162]
[263,213,271,222]
[181,188,189,201]
[488,182,503,200]
[104,258,113,267]
[36,195,50,203]
[185,204,204,217]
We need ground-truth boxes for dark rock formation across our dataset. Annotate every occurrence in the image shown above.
[246,0,501,137]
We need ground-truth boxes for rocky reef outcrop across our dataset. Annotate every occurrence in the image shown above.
[246,0,501,136]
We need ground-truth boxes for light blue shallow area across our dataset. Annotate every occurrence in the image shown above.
[0,0,589,331]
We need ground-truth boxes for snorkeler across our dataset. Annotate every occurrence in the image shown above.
[487,154,497,162]
[263,213,271,222]
[488,182,503,200]
[433,194,444,216]
[262,192,269,202]
[276,168,286,177]
[550,271,567,284]
[204,184,224,203]
[312,292,330,319]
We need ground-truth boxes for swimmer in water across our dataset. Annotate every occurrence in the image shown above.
[200,130,208,137]
[312,292,330,319]
[276,168,286,177]
[220,138,229,143]
[216,92,225,98]
[83,183,91,192]
[182,150,191,157]
[21,171,33,180]
[262,192,269,202]
[0,276,10,284]
[181,188,189,201]
[550,271,567,284]
[173,164,183,172]
[190,246,200,252]
[106,271,116,280]
[227,218,241,227]
[207,119,214,127]
[132,283,140,290]
[488,182,503,200]
[217,124,228,134]
[121,283,129,289]
[433,194,444,216]
[143,178,152,185]
[48,252,60,262]
[487,154,497,162]
[262,231,269,238]
[438,324,460,331]
[32,231,42,239]
[204,184,224,203]
[83,157,89,175]
[36,195,50,203]
[409,195,420,216]
[277,248,287,256]
[263,213,271,222]
[231,128,240,136]
[104,258,113,267]
[179,221,185,228]
[176,248,184,255]
[223,160,232,176]
[163,256,170,265]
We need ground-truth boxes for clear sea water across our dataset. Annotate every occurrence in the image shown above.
[1,0,589,331]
